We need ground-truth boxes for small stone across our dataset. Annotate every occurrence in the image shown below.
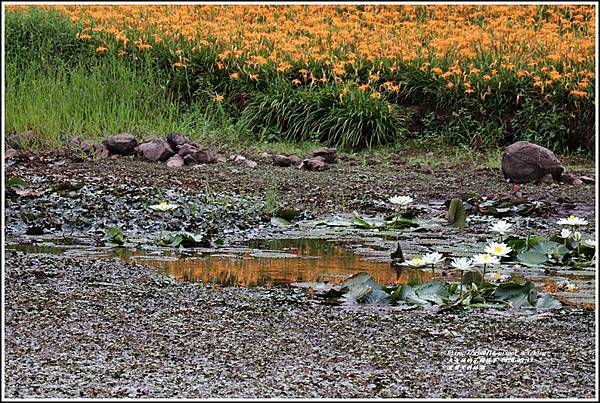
[136,138,174,162]
[103,133,138,155]
[5,149,18,159]
[233,154,246,162]
[259,152,271,159]
[312,147,337,163]
[216,155,227,163]
[540,173,555,184]
[571,178,584,186]
[579,175,595,184]
[300,156,327,171]
[272,154,293,167]
[166,154,184,167]
[289,155,302,165]
[242,159,258,168]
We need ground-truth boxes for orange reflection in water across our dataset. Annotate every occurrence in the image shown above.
[130,239,433,287]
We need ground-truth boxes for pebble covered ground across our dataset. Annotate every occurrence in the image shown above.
[5,253,596,399]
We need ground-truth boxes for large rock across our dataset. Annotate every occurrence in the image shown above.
[312,147,337,163]
[166,132,190,150]
[272,154,293,167]
[103,133,138,155]
[501,141,564,184]
[300,156,327,171]
[136,138,174,162]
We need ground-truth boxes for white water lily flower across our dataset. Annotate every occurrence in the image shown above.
[572,231,583,242]
[450,257,475,272]
[472,253,500,266]
[401,256,426,268]
[489,220,512,236]
[389,195,413,208]
[422,252,445,266]
[150,201,179,212]
[557,214,588,227]
[559,229,573,239]
[484,242,512,258]
[583,239,596,248]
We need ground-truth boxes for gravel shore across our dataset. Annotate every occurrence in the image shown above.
[4,253,596,399]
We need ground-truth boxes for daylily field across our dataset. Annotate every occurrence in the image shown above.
[4,4,596,151]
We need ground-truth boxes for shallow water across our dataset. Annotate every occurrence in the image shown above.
[5,236,595,307]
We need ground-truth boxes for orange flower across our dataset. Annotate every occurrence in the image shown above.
[229,72,240,80]
[569,89,587,97]
[95,45,108,53]
[214,94,224,103]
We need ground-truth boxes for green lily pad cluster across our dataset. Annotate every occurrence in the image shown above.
[457,192,548,217]
[293,272,562,310]
[325,211,419,230]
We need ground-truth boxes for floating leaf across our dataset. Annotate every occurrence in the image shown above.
[493,281,535,307]
[6,176,28,189]
[275,208,302,221]
[532,241,569,257]
[535,294,562,309]
[517,250,549,266]
[104,226,126,245]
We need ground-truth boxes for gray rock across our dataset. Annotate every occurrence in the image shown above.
[501,141,564,184]
[166,132,190,150]
[103,133,138,156]
[272,154,293,167]
[300,156,327,171]
[177,144,215,164]
[166,154,184,168]
[195,148,216,164]
[312,147,337,163]
[136,139,174,162]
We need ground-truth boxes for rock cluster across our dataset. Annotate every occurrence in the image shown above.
[268,147,338,171]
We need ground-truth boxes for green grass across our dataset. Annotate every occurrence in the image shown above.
[5,57,249,150]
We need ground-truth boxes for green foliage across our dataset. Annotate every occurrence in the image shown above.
[241,85,410,150]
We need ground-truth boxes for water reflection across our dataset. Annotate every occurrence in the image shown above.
[129,239,432,287]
